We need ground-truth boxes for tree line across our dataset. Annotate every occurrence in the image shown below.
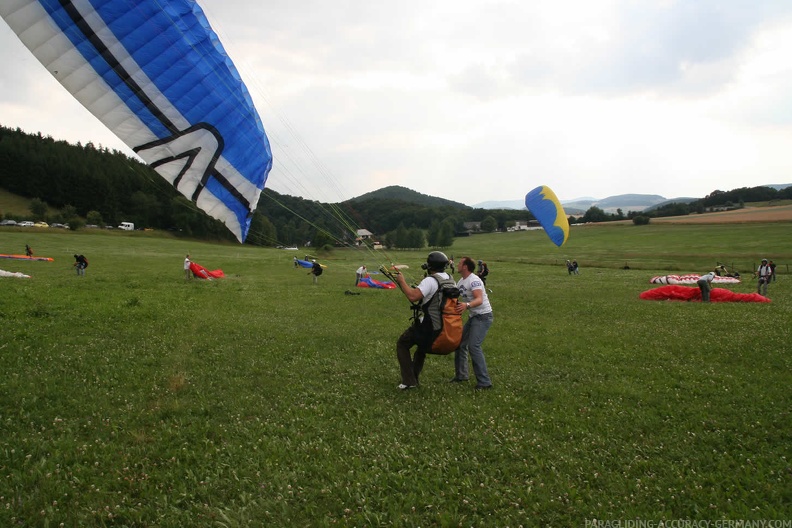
[628,186,792,224]
[2,124,788,246]
[0,125,527,248]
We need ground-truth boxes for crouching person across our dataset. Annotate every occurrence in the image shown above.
[393,251,451,390]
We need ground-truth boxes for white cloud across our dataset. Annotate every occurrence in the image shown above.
[2,0,792,207]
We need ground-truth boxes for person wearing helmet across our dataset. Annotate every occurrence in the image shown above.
[756,258,772,296]
[392,251,451,390]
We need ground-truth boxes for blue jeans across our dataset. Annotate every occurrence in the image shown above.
[454,312,493,386]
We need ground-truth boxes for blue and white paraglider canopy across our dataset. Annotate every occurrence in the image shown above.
[1,0,273,242]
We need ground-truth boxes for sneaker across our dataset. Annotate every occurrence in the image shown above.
[397,384,417,390]
[449,377,468,383]
[475,384,493,390]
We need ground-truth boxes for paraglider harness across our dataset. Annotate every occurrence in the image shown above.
[715,263,739,279]
[382,266,462,355]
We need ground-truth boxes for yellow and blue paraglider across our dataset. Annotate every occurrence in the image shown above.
[524,185,569,247]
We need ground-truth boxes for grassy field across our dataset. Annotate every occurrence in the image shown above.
[0,188,37,217]
[1,224,790,526]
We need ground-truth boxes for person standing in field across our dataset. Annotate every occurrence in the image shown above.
[355,265,367,286]
[73,254,88,276]
[184,254,192,280]
[769,259,776,282]
[393,251,451,390]
[478,261,489,286]
[450,256,493,390]
[696,270,716,303]
[310,259,323,284]
[756,258,772,296]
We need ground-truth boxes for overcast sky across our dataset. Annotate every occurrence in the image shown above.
[3,0,792,207]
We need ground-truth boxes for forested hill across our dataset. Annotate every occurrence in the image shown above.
[0,124,240,240]
[350,185,469,209]
[0,124,526,246]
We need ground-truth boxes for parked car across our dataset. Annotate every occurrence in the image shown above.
[0,219,17,226]
[33,222,49,228]
[17,221,34,227]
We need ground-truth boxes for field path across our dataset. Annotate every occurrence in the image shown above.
[649,204,792,224]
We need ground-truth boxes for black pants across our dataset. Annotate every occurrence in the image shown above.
[396,325,428,386]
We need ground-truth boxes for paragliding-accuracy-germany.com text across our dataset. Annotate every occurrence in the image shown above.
[584,520,792,528]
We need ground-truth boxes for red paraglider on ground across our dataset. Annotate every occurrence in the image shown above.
[639,285,770,303]
[190,262,225,280]
[356,276,396,289]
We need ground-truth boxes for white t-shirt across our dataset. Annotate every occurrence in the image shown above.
[417,272,450,306]
[184,257,191,270]
[699,272,715,283]
[356,266,366,275]
[457,273,492,315]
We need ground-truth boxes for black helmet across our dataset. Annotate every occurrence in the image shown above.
[426,251,449,272]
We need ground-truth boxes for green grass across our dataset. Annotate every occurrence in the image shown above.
[0,188,35,217]
[0,188,62,220]
[1,224,790,526]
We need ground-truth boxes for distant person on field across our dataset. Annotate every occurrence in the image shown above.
[450,256,493,390]
[479,261,489,286]
[73,254,88,276]
[756,258,772,296]
[25,244,33,257]
[310,259,323,284]
[355,265,367,286]
[184,254,192,280]
[566,260,574,275]
[696,270,715,303]
[294,256,299,269]
[572,260,579,274]
[769,259,776,282]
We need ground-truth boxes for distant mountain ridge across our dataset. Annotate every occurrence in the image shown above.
[470,184,792,213]
[346,189,683,214]
[349,184,792,213]
[471,194,676,213]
